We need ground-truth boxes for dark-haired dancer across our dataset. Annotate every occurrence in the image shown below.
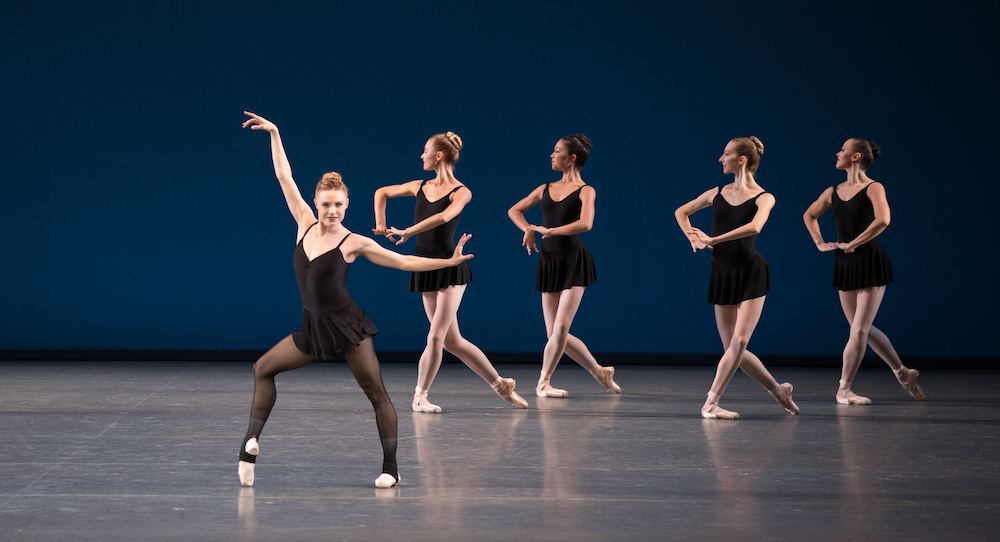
[238,112,474,489]
[508,134,620,398]
[373,132,528,413]
[803,138,923,404]
[675,137,798,419]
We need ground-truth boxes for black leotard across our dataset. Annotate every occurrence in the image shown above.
[536,183,597,292]
[409,180,473,292]
[830,183,893,290]
[291,223,378,360]
[707,187,770,305]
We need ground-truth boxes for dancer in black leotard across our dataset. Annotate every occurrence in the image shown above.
[373,132,527,413]
[238,112,474,489]
[803,138,924,404]
[675,136,798,419]
[508,134,620,398]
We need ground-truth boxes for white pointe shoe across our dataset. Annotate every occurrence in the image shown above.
[244,437,259,456]
[412,387,442,413]
[374,473,399,488]
[238,461,255,487]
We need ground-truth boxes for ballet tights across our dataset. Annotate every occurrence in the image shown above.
[239,334,398,479]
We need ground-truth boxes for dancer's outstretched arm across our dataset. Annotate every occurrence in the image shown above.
[345,233,474,271]
[242,111,315,238]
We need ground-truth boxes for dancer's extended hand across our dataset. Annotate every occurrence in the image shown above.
[835,242,854,253]
[451,233,474,263]
[242,111,277,132]
[816,242,838,252]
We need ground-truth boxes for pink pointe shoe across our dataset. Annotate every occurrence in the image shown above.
[836,380,872,405]
[238,438,259,486]
[374,473,400,488]
[412,387,442,413]
[590,366,621,393]
[491,377,529,408]
[536,377,569,398]
[701,391,739,419]
[894,367,925,401]
[769,382,799,414]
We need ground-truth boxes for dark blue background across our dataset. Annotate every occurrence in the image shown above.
[2,1,996,357]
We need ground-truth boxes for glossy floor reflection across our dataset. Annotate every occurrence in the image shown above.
[0,361,998,541]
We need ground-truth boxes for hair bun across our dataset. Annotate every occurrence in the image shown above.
[868,140,881,160]
[573,133,592,152]
[445,131,463,151]
[749,136,764,155]
[321,172,343,183]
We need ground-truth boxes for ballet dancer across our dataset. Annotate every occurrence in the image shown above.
[674,136,798,419]
[803,138,923,404]
[238,111,474,489]
[372,131,527,413]
[507,134,620,398]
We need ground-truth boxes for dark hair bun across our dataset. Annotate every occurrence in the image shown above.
[868,140,881,160]
[573,133,592,152]
[748,136,764,155]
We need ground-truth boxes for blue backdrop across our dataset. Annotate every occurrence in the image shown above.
[2,1,996,357]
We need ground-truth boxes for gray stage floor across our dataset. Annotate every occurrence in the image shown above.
[0,361,997,541]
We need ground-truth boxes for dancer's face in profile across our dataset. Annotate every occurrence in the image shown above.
[835,139,857,170]
[421,139,441,171]
[314,188,349,226]
[550,140,576,172]
[719,141,743,175]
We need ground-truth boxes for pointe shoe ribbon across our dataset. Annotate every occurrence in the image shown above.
[412,387,442,413]
[491,377,529,408]
[768,382,799,414]
[590,366,621,393]
[374,473,399,488]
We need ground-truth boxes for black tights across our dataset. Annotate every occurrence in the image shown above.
[239,334,398,479]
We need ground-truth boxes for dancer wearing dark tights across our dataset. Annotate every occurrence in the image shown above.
[238,112,473,489]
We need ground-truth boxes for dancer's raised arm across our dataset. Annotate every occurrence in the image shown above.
[243,111,314,235]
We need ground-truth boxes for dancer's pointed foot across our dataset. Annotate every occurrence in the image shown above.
[836,380,872,405]
[412,387,442,413]
[244,437,259,456]
[893,367,925,401]
[768,382,799,414]
[374,473,399,488]
[702,391,739,419]
[491,377,529,408]
[238,461,255,487]
[590,366,621,393]
[536,377,568,398]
